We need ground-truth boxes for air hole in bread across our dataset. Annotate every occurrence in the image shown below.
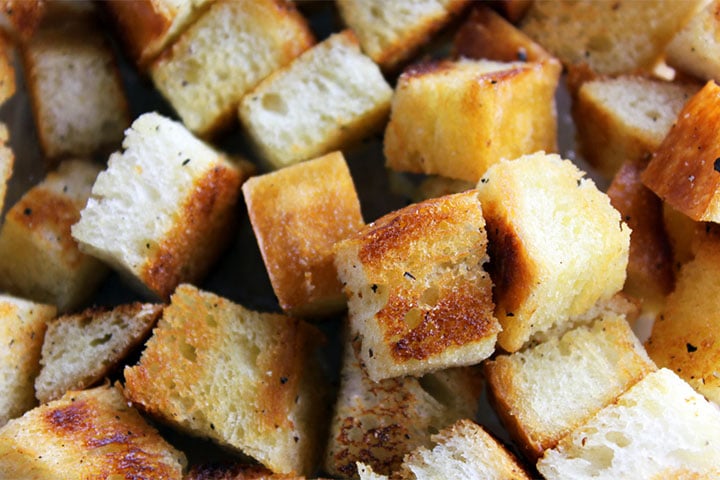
[605,431,631,448]
[404,307,422,330]
[583,445,614,470]
[261,93,288,115]
[89,333,112,347]
[179,341,197,362]
[420,286,439,308]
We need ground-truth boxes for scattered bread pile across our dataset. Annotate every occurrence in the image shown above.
[1,0,720,478]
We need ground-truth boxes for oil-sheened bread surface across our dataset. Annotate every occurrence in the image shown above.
[123,284,326,476]
[0,385,186,479]
[476,152,630,352]
[666,0,720,83]
[334,190,500,382]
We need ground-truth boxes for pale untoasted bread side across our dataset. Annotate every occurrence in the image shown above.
[666,0,720,83]
[0,122,12,213]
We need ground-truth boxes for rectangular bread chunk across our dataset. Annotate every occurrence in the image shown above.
[0,385,186,479]
[0,122,13,214]
[150,0,315,137]
[325,342,483,478]
[0,294,56,427]
[71,113,248,300]
[666,0,720,83]
[242,151,364,317]
[239,30,392,170]
[485,315,656,461]
[334,190,500,381]
[123,284,326,476]
[384,58,560,183]
[0,159,108,312]
[537,369,720,479]
[476,152,630,352]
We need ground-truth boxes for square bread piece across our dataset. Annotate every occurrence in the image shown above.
[520,0,702,75]
[21,2,130,160]
[123,284,326,476]
[0,159,108,312]
[239,30,392,170]
[336,0,469,71]
[242,151,364,317]
[384,58,560,183]
[666,0,720,83]
[334,190,499,382]
[0,385,186,479]
[476,152,630,353]
[641,80,720,222]
[34,303,163,404]
[0,122,13,214]
[537,369,720,479]
[72,112,248,300]
[0,294,56,427]
[325,342,483,478]
[485,314,656,461]
[150,0,314,137]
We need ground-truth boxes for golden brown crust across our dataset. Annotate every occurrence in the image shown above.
[0,0,46,41]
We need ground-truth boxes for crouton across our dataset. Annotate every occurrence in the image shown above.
[150,0,315,137]
[325,342,483,478]
[537,369,720,479]
[0,32,15,106]
[0,159,108,312]
[35,303,163,404]
[666,0,720,83]
[239,30,392,170]
[0,122,12,213]
[520,0,702,74]
[336,0,470,71]
[242,151,364,317]
[123,284,326,476]
[476,152,630,352]
[0,385,186,479]
[0,294,56,427]
[485,315,655,461]
[21,2,130,160]
[0,0,45,41]
[71,113,248,300]
[384,58,560,183]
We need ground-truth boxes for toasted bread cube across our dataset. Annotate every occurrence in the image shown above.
[520,0,702,75]
[666,0,720,83]
[35,303,162,404]
[485,315,655,461]
[21,2,130,160]
[384,58,560,183]
[0,295,56,427]
[0,122,12,213]
[239,30,392,170]
[607,161,675,313]
[325,343,483,478]
[105,0,214,68]
[0,0,45,41]
[334,190,499,381]
[573,75,700,179]
[72,113,248,300]
[537,369,720,479]
[476,152,630,352]
[336,0,470,71]
[150,0,314,137]
[124,284,325,476]
[0,159,108,312]
[0,385,186,478]
[242,152,364,317]
[453,5,550,63]
[641,81,720,222]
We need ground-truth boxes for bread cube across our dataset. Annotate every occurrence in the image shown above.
[0,122,13,213]
[123,284,326,476]
[336,0,470,71]
[0,0,45,41]
[35,303,162,404]
[325,343,483,478]
[0,385,186,478]
[21,2,130,160]
[334,190,499,381]
[666,0,720,83]
[150,0,314,137]
[573,75,700,179]
[72,113,249,300]
[476,152,630,352]
[485,315,655,461]
[384,58,560,183]
[0,32,15,106]
[641,81,720,222]
[537,369,720,479]
[242,151,364,317]
[0,159,108,312]
[520,0,702,75]
[239,30,392,170]
[0,294,56,427]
